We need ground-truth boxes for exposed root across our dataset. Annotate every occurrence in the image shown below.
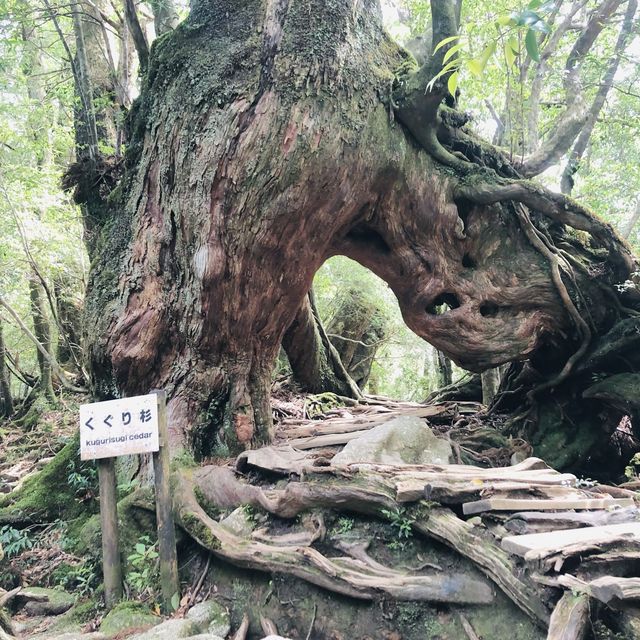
[174,463,556,626]
[231,613,250,640]
[514,205,592,398]
[173,469,494,605]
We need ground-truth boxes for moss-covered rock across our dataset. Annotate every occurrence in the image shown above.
[0,434,97,525]
[17,587,75,616]
[99,601,159,637]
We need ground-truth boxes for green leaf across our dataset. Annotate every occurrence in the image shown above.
[504,37,519,68]
[447,70,459,96]
[527,0,542,8]
[135,543,145,554]
[496,14,514,26]
[443,42,464,63]
[171,592,180,611]
[525,29,540,61]
[479,41,497,70]
[433,35,462,53]
[466,58,483,77]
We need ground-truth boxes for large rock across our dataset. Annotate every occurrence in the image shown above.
[133,618,198,640]
[331,416,452,466]
[99,602,159,637]
[186,599,230,637]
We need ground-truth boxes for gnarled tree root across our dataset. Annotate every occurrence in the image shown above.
[172,470,494,605]
[170,465,552,627]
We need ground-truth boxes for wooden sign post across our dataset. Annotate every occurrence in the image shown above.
[79,392,180,612]
[151,390,180,613]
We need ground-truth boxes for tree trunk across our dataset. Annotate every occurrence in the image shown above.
[28,276,55,402]
[325,287,387,389]
[0,317,13,418]
[436,351,453,388]
[282,291,360,398]
[149,0,179,35]
[481,368,500,406]
[82,0,636,455]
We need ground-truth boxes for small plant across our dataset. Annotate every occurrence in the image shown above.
[67,460,98,501]
[0,525,33,557]
[56,562,99,599]
[117,478,140,497]
[625,452,640,481]
[334,517,355,534]
[381,508,415,540]
[126,535,159,600]
[576,477,599,489]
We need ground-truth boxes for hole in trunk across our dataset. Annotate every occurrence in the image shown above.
[479,302,499,317]
[462,253,476,269]
[426,292,461,315]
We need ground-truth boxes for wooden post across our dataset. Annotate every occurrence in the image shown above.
[152,390,180,613]
[97,457,122,608]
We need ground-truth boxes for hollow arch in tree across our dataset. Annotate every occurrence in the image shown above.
[82,0,637,462]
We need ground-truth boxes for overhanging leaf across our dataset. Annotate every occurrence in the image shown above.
[525,29,540,61]
[447,70,459,96]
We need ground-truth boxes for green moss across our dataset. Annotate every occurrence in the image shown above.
[100,600,159,636]
[181,512,221,551]
[0,435,96,523]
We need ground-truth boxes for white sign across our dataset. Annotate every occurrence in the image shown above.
[79,394,160,460]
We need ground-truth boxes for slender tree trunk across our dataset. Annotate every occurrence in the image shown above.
[149,0,179,35]
[29,276,55,402]
[282,292,361,398]
[481,368,500,406]
[622,201,640,239]
[436,351,453,388]
[560,0,637,194]
[0,317,13,418]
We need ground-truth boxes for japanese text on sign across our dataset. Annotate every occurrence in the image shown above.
[79,394,160,460]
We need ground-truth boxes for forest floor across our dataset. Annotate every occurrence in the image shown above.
[0,391,638,640]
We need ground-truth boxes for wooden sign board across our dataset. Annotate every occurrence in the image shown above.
[79,394,160,460]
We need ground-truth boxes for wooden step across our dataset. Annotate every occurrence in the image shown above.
[463,497,634,515]
[501,522,640,557]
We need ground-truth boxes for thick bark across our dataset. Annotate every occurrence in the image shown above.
[83,0,637,454]
[282,292,360,398]
[0,318,13,418]
[28,276,55,402]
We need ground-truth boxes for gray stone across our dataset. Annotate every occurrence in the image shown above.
[182,635,224,640]
[331,416,452,466]
[185,599,230,637]
[134,618,199,640]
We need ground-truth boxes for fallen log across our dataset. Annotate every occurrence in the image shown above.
[464,497,634,516]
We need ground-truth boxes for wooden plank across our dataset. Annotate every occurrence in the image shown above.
[546,591,589,640]
[152,390,180,614]
[97,458,122,608]
[464,497,634,515]
[287,429,372,449]
[505,507,640,535]
[589,577,640,604]
[502,522,640,557]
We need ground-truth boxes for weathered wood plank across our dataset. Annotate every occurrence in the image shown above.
[589,577,640,604]
[97,458,122,608]
[502,522,640,557]
[546,592,589,640]
[504,508,640,534]
[464,497,634,516]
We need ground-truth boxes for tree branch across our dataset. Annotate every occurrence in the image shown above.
[561,0,638,193]
[518,0,624,177]
[0,297,86,393]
